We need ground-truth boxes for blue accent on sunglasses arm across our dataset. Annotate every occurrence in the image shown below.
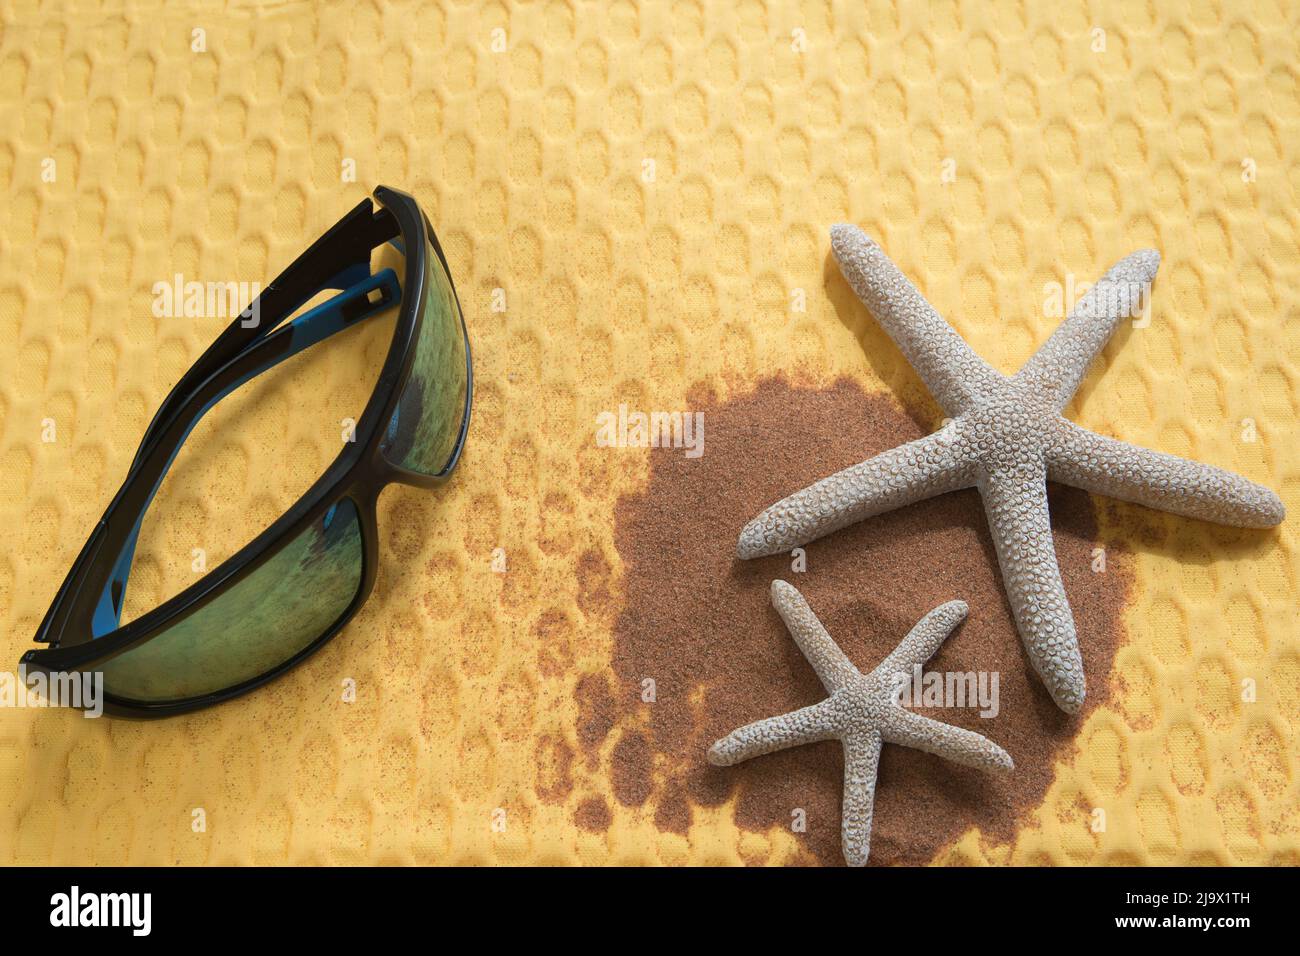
[89,268,401,637]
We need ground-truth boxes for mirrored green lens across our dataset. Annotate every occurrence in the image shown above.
[99,498,363,702]
[381,241,468,475]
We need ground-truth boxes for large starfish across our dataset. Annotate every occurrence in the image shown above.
[709,580,1013,866]
[738,225,1285,713]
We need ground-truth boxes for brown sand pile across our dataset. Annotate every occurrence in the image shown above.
[578,377,1133,865]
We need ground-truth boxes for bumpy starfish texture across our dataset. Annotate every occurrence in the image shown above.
[709,580,1013,867]
[739,225,1285,714]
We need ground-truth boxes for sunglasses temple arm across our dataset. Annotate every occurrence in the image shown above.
[129,201,400,471]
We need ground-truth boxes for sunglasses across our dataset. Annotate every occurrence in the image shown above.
[20,186,472,717]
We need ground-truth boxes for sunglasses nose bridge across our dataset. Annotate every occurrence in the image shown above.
[347,470,387,512]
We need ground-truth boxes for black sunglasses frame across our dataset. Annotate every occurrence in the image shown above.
[20,185,472,718]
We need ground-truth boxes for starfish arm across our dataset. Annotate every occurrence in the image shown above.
[839,728,883,867]
[768,580,862,692]
[1047,420,1285,527]
[831,223,1002,415]
[881,708,1014,772]
[875,600,969,678]
[979,466,1086,713]
[1014,249,1161,409]
[737,428,976,559]
[707,700,839,766]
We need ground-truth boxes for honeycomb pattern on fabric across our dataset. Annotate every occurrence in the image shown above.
[0,0,1297,865]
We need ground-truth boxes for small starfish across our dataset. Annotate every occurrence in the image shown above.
[738,225,1285,713]
[708,580,1013,867]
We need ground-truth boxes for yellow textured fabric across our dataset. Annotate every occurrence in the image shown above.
[0,0,1297,865]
